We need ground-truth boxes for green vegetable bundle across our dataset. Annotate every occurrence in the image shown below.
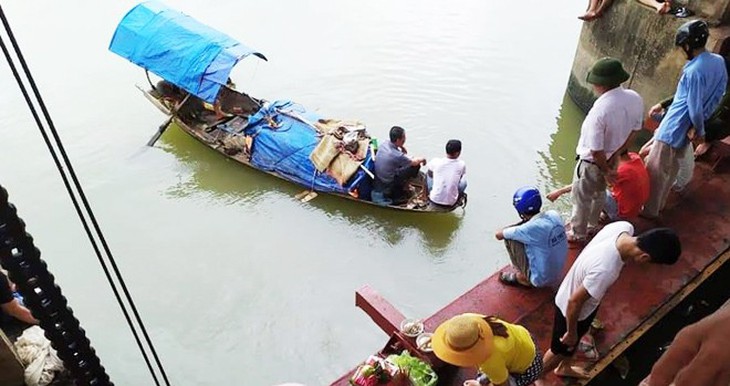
[386,351,438,386]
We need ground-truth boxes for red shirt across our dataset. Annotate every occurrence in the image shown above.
[611,153,650,218]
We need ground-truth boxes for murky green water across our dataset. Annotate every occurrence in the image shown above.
[0,1,586,385]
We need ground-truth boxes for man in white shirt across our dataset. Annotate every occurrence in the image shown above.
[427,139,466,206]
[536,222,681,383]
[570,57,644,243]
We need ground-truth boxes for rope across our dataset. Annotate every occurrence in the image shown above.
[0,5,170,385]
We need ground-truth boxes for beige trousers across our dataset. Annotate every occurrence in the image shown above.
[643,140,682,217]
[504,239,530,281]
[570,161,607,238]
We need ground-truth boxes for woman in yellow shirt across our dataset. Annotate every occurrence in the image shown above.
[432,313,542,386]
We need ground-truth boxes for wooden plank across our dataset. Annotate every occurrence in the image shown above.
[355,285,406,337]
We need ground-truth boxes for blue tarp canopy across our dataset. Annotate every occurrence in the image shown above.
[109,1,266,103]
[243,100,374,195]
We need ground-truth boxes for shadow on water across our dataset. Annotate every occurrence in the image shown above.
[158,123,463,256]
[535,91,586,214]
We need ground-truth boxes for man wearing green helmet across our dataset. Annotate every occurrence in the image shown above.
[642,20,728,219]
[569,57,644,243]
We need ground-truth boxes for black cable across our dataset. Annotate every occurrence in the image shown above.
[0,5,169,385]
[1,185,113,385]
[0,16,158,386]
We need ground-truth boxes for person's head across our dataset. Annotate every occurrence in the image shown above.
[586,57,630,94]
[389,126,406,147]
[431,314,494,367]
[446,139,462,158]
[513,186,542,219]
[618,149,630,161]
[676,20,709,60]
[626,228,682,264]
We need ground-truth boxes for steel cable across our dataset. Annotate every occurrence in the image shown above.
[0,5,170,385]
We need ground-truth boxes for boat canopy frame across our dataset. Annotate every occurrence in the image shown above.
[109,1,266,103]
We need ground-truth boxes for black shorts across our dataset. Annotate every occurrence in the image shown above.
[550,304,598,357]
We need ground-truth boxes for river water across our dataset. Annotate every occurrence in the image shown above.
[0,1,586,385]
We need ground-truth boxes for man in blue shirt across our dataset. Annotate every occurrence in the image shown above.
[373,126,426,205]
[495,187,568,288]
[642,20,728,218]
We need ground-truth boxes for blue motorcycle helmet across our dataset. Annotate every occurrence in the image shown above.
[513,186,542,217]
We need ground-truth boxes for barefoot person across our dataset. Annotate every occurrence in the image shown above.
[580,0,615,21]
[538,223,681,381]
[635,0,671,14]
[432,313,543,386]
[495,187,568,288]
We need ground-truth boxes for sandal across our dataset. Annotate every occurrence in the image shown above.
[499,272,532,288]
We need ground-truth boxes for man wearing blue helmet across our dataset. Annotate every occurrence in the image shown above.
[495,187,568,288]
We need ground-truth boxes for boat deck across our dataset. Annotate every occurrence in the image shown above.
[332,154,730,386]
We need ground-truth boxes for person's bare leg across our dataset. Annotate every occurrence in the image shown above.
[657,0,671,14]
[595,0,614,17]
[579,0,601,20]
[554,361,591,379]
[636,0,671,14]
[540,349,565,383]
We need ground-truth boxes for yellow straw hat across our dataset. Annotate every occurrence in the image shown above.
[431,314,494,367]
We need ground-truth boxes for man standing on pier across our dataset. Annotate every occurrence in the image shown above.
[536,223,681,383]
[642,20,728,219]
[568,58,644,243]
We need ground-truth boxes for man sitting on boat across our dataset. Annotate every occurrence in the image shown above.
[427,139,467,207]
[373,126,426,205]
[495,187,568,288]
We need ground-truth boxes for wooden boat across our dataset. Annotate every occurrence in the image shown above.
[110,1,465,213]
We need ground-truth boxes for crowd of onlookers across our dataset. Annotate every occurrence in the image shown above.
[429,19,730,386]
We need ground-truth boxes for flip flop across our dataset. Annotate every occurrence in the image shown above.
[499,272,532,288]
[671,6,693,18]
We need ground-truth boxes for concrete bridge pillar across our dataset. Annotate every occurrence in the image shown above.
[568,0,730,113]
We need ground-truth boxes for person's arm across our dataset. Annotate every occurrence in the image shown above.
[686,73,707,142]
[546,185,572,202]
[495,228,506,240]
[560,285,592,347]
[1,299,39,324]
[646,304,730,386]
[410,157,426,167]
[591,150,617,184]
[640,136,655,158]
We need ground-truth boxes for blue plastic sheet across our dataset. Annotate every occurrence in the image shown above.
[244,101,373,195]
[109,1,266,103]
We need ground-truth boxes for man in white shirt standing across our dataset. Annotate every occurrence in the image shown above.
[427,139,466,207]
[570,57,644,243]
[536,222,681,384]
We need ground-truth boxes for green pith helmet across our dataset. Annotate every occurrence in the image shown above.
[586,57,630,87]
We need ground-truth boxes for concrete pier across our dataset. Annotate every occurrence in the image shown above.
[569,0,730,113]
